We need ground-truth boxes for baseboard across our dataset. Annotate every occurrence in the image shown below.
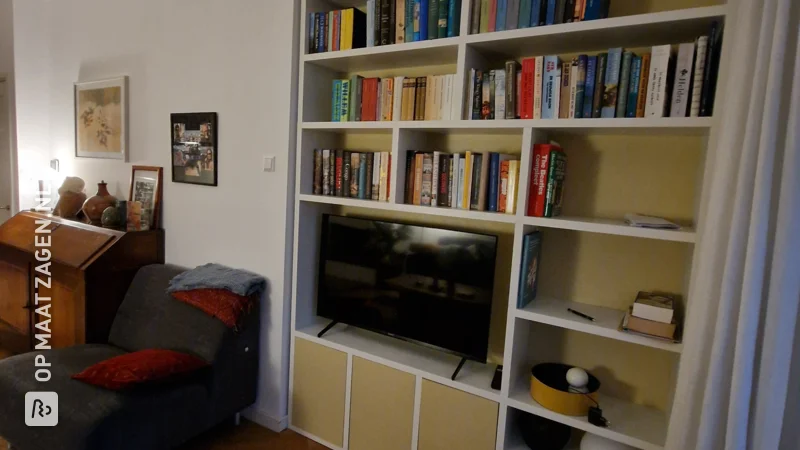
[243,407,288,433]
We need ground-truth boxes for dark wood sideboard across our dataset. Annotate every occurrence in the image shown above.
[0,211,164,355]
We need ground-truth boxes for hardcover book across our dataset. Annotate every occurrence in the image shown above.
[397,0,406,43]
[519,0,533,28]
[481,72,492,119]
[322,149,331,195]
[616,51,632,118]
[517,231,542,308]
[505,61,520,119]
[447,0,461,37]
[601,47,622,118]
[626,55,642,118]
[645,44,673,117]
[505,160,520,214]
[520,58,535,119]
[568,59,579,118]
[506,0,520,30]
[340,79,351,122]
[421,153,433,205]
[700,21,722,117]
[431,150,440,206]
[670,42,695,117]
[372,152,381,200]
[495,70,507,119]
[574,55,587,118]
[359,153,369,199]
[335,150,344,196]
[437,0,448,38]
[592,52,607,117]
[469,153,483,210]
[544,150,566,217]
[636,53,651,117]
[583,55,597,119]
[498,160,510,212]
[690,36,708,117]
[350,152,360,197]
[313,149,323,195]
[559,61,572,118]
[542,56,560,119]
[533,56,544,120]
[495,0,505,32]
[342,151,352,197]
[364,153,374,199]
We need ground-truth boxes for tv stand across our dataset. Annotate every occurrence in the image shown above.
[451,357,467,381]
[317,320,339,338]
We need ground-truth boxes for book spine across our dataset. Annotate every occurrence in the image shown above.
[469,154,482,210]
[317,13,325,53]
[334,11,341,51]
[313,149,323,195]
[498,160,510,212]
[545,0,556,24]
[379,152,389,201]
[506,0,519,30]
[457,158,466,208]
[533,56,544,119]
[388,0,396,43]
[519,0,532,28]
[533,146,551,216]
[700,22,719,117]
[448,0,461,37]
[369,153,379,200]
[332,80,341,121]
[419,0,429,40]
[414,153,424,204]
[574,55,587,118]
[437,0,449,38]
[358,154,367,199]
[573,0,584,21]
[690,37,708,117]
[438,154,450,206]
[543,150,556,216]
[568,59,578,118]
[324,12,330,52]
[341,9,352,50]
[488,153,499,211]
[481,71,491,119]
[616,51,632,117]
[308,13,316,54]
[404,151,415,202]
[582,56,596,119]
[670,42,695,117]
[462,151,472,208]
[517,234,531,308]
[592,52,606,118]
[636,53,651,117]
[626,56,641,118]
[395,0,405,44]
[479,0,490,33]
[335,150,344,196]
[492,0,502,32]
[531,0,542,26]
[520,58,535,119]
[553,74,561,117]
[350,153,360,197]
[506,160,519,214]
[473,70,483,119]
[601,48,622,118]
[380,0,391,44]
[547,151,566,216]
[406,0,416,41]
[516,71,522,117]
[504,62,517,119]
[554,0,566,23]
[541,56,559,119]
[495,70,506,119]
[559,61,571,118]
[322,149,331,195]
[419,76,428,120]
[451,154,460,207]
[584,0,608,20]
[340,79,351,121]
[421,153,433,206]
[489,71,496,119]
[563,0,575,22]
[428,0,439,39]
[351,76,362,121]
[645,44,672,117]
[471,0,482,34]
[364,153,374,199]
[526,147,540,215]
[342,151,351,197]
[431,151,440,207]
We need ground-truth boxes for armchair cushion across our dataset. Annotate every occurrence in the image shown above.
[72,349,209,390]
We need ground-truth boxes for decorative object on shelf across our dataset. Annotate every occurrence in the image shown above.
[127,200,147,231]
[580,433,636,450]
[74,76,128,160]
[530,362,600,416]
[82,180,118,226]
[101,204,121,228]
[566,367,590,393]
[517,230,542,308]
[518,412,572,450]
[624,213,680,229]
[53,176,87,219]
[129,165,163,229]
[171,112,218,187]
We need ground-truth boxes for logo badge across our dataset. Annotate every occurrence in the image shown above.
[25,392,58,426]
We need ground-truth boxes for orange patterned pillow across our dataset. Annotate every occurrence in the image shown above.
[72,349,208,390]
[171,288,254,328]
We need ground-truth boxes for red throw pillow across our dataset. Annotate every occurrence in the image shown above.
[72,349,208,390]
[171,288,254,328]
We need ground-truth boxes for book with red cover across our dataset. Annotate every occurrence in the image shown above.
[520,58,536,119]
[361,78,378,121]
[335,150,344,196]
[531,143,560,217]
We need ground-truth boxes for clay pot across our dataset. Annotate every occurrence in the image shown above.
[53,191,88,219]
[82,181,118,226]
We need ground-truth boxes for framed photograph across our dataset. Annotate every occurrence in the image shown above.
[75,76,128,160]
[129,165,163,229]
[171,112,217,186]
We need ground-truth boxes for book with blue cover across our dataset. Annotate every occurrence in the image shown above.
[545,0,557,24]
[584,0,610,20]
[332,80,342,121]
[626,55,642,117]
[497,0,508,32]
[574,55,588,118]
[601,47,623,118]
[616,51,633,117]
[542,55,560,119]
[517,231,542,309]
[531,0,543,26]
[519,0,533,27]
[583,56,597,118]
[487,153,500,211]
[447,0,461,36]
[419,0,429,40]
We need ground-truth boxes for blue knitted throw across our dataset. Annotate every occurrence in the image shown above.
[167,263,267,297]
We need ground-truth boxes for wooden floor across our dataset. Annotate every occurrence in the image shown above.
[1,420,328,450]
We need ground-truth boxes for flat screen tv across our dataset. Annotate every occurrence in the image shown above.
[317,214,498,362]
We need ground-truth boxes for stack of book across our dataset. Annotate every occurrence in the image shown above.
[526,143,566,218]
[403,151,521,213]
[621,291,680,342]
[366,0,462,47]
[471,0,611,34]
[332,75,457,122]
[312,149,392,202]
[468,22,723,119]
[307,8,367,54]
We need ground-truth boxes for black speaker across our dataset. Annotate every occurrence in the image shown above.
[518,411,572,450]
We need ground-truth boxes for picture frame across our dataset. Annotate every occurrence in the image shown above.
[74,76,128,160]
[171,112,218,186]
[129,165,163,229]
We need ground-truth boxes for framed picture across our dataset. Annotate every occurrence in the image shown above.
[75,76,128,160]
[129,165,163,229]
[171,112,217,186]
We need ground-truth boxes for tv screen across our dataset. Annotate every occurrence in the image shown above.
[317,215,498,362]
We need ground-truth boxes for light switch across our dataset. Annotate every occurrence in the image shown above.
[263,156,276,172]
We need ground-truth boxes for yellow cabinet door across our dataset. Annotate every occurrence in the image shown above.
[418,379,499,450]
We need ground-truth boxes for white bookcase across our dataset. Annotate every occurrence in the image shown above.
[290,1,728,449]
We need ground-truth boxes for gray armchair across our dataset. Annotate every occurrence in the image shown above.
[0,264,260,450]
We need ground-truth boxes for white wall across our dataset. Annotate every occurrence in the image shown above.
[1,0,19,214]
[12,0,299,430]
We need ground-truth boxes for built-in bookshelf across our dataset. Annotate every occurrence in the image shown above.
[291,1,728,449]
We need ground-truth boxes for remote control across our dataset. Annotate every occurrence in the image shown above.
[491,365,503,390]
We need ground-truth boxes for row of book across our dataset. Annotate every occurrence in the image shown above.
[404,151,521,213]
[332,74,458,122]
[471,0,610,34]
[367,0,462,47]
[525,143,566,217]
[469,23,722,120]
[312,149,392,202]
[307,8,366,54]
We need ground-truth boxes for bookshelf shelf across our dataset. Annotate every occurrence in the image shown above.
[465,5,727,58]
[521,215,697,243]
[515,297,683,353]
[303,37,460,72]
[507,387,667,450]
[293,1,727,449]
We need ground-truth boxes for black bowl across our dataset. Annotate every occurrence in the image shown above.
[518,412,572,450]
